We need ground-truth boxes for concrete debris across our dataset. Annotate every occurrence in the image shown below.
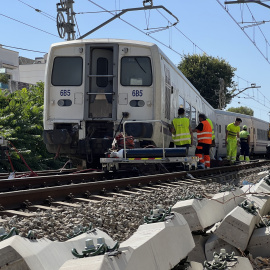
[0,168,270,269]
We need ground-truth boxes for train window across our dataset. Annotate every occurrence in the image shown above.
[185,101,191,119]
[178,96,184,108]
[120,57,152,86]
[96,57,108,87]
[219,125,221,133]
[191,106,196,128]
[52,57,83,86]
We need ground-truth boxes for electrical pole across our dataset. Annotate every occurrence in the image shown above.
[218,78,225,110]
[231,83,261,98]
[56,0,76,40]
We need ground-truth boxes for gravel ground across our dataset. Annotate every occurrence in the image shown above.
[0,165,270,269]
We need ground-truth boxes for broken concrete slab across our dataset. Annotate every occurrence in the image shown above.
[247,226,270,258]
[172,188,246,231]
[214,178,270,250]
[60,213,195,270]
[0,229,115,270]
[204,233,241,261]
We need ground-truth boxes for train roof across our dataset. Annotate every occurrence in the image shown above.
[214,109,251,118]
[49,38,157,48]
[215,109,269,124]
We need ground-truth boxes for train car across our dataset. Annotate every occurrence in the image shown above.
[214,109,269,158]
[214,110,252,157]
[43,38,269,167]
[43,39,215,165]
[251,116,269,155]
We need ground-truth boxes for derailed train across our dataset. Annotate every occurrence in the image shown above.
[43,39,270,165]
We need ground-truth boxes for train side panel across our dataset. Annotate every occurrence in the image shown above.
[215,110,252,157]
[251,117,269,154]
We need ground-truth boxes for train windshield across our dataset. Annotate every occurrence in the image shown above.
[51,57,83,86]
[120,57,152,86]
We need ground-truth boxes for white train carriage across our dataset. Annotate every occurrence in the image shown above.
[43,39,216,165]
[251,116,269,154]
[43,38,269,166]
[214,110,252,157]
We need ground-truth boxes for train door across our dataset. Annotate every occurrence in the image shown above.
[85,45,118,120]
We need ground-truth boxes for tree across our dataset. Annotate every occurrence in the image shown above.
[178,54,237,109]
[0,74,9,85]
[0,83,66,172]
[227,106,254,116]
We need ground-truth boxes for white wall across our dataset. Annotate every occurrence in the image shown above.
[19,63,46,84]
[0,46,19,81]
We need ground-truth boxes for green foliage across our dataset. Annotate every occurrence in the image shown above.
[0,83,66,172]
[178,54,237,109]
[0,74,9,84]
[227,106,254,116]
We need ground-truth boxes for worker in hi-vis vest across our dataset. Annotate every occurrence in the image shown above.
[239,125,250,162]
[206,117,216,160]
[192,113,212,169]
[170,108,193,154]
[225,117,242,164]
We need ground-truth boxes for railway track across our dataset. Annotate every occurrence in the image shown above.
[0,160,269,212]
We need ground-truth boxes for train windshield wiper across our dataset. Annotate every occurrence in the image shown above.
[135,57,146,73]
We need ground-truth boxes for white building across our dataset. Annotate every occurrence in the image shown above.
[0,45,46,91]
[0,45,19,82]
[19,55,46,85]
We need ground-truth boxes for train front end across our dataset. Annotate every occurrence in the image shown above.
[43,39,158,165]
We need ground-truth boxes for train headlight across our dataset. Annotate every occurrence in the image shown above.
[57,99,72,106]
[137,100,145,107]
[58,99,65,106]
[129,100,145,107]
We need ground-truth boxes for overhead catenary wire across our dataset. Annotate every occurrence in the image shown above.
[1,44,47,54]
[17,0,55,21]
[217,0,270,64]
[3,0,269,114]
[82,1,269,113]
[86,0,183,57]
[0,13,59,38]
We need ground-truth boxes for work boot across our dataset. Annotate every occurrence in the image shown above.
[197,163,205,169]
[239,155,244,161]
[245,156,250,162]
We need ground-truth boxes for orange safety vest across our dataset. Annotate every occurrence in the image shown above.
[197,120,212,144]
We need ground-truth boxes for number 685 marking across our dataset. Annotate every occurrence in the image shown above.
[132,90,143,97]
[60,90,71,96]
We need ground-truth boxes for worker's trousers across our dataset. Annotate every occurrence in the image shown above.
[239,142,250,161]
[195,143,211,168]
[226,138,237,163]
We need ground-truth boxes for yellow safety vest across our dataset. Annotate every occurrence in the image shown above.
[206,118,215,140]
[172,117,191,145]
[240,130,249,142]
[227,123,240,140]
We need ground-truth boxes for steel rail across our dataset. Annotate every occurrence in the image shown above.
[0,160,268,210]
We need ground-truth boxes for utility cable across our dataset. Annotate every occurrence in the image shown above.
[216,0,270,64]
[76,10,122,14]
[17,0,55,21]
[85,0,266,103]
[86,0,183,57]
[1,44,47,54]
[0,13,59,38]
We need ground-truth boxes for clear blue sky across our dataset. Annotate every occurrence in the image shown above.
[1,0,270,122]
